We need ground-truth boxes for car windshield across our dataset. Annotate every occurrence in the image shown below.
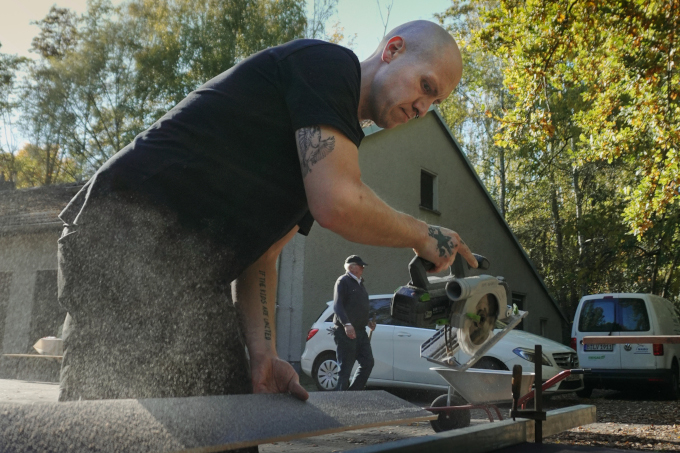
[369,297,413,326]
[578,298,649,332]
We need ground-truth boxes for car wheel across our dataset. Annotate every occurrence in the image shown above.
[666,361,679,400]
[472,357,509,371]
[312,352,339,391]
[429,394,471,432]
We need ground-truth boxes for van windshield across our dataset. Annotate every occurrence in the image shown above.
[578,298,649,332]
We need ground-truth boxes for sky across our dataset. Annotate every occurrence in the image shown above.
[0,0,453,61]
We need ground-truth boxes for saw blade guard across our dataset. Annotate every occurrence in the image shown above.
[446,275,505,355]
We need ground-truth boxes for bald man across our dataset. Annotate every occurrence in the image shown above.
[56,20,477,411]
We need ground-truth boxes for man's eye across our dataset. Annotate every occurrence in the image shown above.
[423,82,431,93]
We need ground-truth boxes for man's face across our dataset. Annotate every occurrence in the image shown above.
[350,264,365,279]
[368,43,460,129]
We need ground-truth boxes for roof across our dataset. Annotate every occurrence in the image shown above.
[362,110,569,324]
[0,183,84,233]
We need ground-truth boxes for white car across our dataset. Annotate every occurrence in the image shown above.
[301,295,584,395]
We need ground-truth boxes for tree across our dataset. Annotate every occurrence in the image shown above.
[437,0,680,311]
[0,45,27,185]
[30,6,78,59]
[20,0,144,182]
[129,0,308,111]
[437,2,512,217]
[478,0,679,236]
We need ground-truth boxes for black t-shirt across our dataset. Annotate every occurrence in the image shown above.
[61,39,364,277]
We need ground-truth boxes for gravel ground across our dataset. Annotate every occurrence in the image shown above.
[543,389,680,451]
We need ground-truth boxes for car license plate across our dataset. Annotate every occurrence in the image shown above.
[584,343,613,351]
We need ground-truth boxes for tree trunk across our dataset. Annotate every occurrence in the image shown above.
[661,247,680,299]
[499,146,506,218]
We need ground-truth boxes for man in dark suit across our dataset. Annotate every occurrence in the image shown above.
[333,255,377,391]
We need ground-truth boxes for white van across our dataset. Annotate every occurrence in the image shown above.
[571,293,680,399]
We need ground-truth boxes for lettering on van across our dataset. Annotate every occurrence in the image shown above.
[587,355,606,360]
[634,345,650,354]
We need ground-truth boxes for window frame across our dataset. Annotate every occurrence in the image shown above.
[419,169,440,214]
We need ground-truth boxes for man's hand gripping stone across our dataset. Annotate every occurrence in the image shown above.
[251,354,309,401]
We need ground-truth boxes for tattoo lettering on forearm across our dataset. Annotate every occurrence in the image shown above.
[258,270,272,340]
[297,126,335,177]
[428,226,456,257]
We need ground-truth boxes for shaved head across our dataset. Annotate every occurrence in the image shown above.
[359,20,463,129]
[371,20,462,84]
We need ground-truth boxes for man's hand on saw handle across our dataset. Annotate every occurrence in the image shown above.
[414,225,478,273]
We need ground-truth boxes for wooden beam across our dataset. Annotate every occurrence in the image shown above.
[0,390,435,453]
[582,336,680,345]
[2,354,62,360]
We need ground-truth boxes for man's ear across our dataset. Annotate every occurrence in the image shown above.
[381,36,405,63]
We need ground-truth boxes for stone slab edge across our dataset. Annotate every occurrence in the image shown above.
[348,404,597,453]
[0,390,435,453]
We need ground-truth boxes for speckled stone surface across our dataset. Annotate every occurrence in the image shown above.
[0,390,435,452]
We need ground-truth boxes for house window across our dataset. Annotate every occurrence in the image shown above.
[420,169,438,212]
[540,318,548,337]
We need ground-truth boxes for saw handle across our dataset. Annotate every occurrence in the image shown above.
[408,254,490,289]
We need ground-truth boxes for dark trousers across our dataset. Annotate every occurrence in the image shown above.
[333,327,374,391]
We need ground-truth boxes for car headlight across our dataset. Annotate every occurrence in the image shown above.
[512,347,552,366]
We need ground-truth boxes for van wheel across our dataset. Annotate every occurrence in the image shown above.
[312,352,339,391]
[666,361,679,400]
[429,394,471,432]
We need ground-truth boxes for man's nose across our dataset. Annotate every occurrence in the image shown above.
[414,98,432,118]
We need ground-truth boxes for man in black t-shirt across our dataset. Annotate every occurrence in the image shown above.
[57,20,479,406]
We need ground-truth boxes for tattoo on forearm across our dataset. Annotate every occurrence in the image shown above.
[258,270,272,341]
[297,126,335,177]
[428,226,456,257]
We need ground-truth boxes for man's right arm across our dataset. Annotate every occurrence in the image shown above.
[295,125,477,272]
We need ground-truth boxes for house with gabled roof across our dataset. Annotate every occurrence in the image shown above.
[275,110,568,370]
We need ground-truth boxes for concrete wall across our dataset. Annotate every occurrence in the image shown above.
[294,114,565,361]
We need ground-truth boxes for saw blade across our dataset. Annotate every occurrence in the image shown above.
[457,294,500,355]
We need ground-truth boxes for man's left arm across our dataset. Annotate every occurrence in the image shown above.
[232,226,309,401]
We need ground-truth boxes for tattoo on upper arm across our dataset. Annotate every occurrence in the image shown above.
[297,126,336,177]
[428,226,455,257]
